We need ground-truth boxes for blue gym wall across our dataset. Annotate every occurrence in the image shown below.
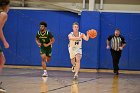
[100,12,140,70]
[3,9,140,70]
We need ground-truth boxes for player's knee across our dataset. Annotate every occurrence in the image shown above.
[2,57,6,63]
[76,58,81,62]
[76,54,82,61]
[0,53,6,64]
[46,58,51,62]
[42,61,45,64]
[42,57,46,62]
[71,58,75,61]
[46,56,51,62]
[41,54,46,61]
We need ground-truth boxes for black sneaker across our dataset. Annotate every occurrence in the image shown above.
[72,65,75,72]
[113,70,117,73]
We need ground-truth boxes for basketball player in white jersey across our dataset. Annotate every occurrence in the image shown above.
[68,22,89,79]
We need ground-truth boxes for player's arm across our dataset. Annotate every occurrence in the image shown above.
[35,38,41,47]
[81,32,89,41]
[121,43,126,48]
[106,40,110,49]
[0,12,9,48]
[121,36,126,48]
[68,34,81,41]
[35,33,41,47]
[119,36,126,50]
[106,35,112,49]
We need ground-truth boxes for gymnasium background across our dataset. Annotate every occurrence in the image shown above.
[3,9,140,70]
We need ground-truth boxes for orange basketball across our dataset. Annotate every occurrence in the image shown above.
[88,29,97,39]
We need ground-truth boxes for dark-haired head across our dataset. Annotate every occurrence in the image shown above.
[40,21,47,27]
[0,0,10,13]
[40,21,47,32]
[0,0,10,6]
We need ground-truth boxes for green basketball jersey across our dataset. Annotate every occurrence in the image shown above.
[36,30,53,47]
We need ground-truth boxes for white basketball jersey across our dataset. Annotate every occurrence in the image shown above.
[69,32,82,48]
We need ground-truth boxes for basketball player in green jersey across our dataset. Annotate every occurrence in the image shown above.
[36,21,55,77]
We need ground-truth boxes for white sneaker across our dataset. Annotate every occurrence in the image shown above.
[73,75,78,80]
[0,82,6,93]
[0,88,6,93]
[42,73,48,77]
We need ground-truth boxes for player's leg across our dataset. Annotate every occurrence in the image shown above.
[41,54,47,70]
[41,54,48,77]
[0,52,5,72]
[0,51,6,92]
[44,56,51,76]
[115,51,122,75]
[71,57,75,66]
[42,47,52,77]
[69,47,76,72]
[45,47,52,62]
[111,49,118,74]
[74,53,82,79]
[46,56,51,62]
[71,58,76,72]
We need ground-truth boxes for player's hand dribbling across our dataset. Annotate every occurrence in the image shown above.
[4,41,9,48]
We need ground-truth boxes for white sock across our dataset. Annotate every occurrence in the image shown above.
[44,70,47,73]
[74,72,78,76]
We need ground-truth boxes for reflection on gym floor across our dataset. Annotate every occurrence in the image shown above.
[71,80,79,93]
[0,68,140,93]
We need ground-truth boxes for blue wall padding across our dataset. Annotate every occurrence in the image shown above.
[4,10,81,67]
[80,11,100,68]
[100,12,140,70]
[3,9,140,70]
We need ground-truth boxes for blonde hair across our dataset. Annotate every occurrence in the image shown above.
[73,22,79,26]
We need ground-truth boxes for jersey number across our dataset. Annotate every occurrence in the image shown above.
[75,42,79,45]
[42,39,45,42]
